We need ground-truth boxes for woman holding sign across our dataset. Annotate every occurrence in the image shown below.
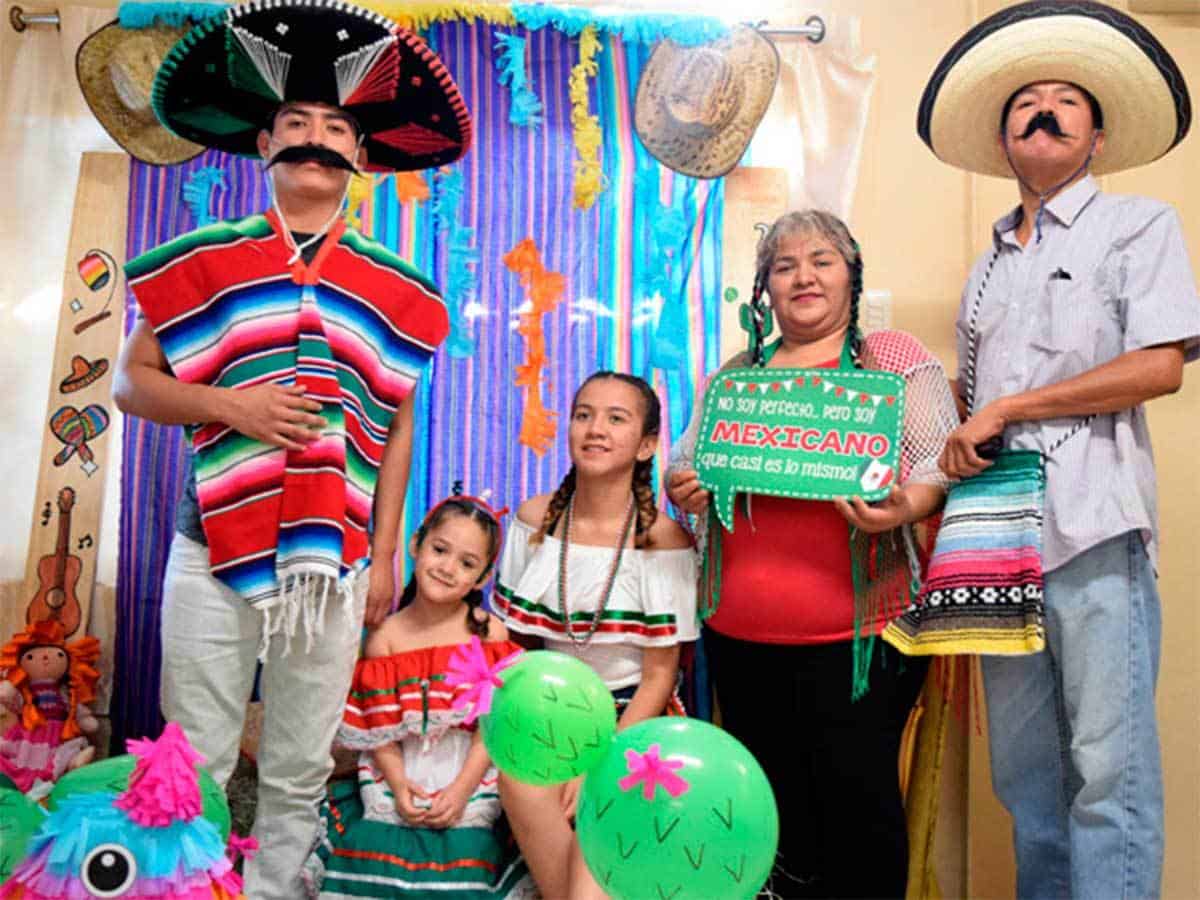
[667,210,958,899]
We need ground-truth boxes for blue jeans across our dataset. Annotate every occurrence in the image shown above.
[982,531,1163,900]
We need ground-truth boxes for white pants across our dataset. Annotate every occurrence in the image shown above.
[160,533,365,900]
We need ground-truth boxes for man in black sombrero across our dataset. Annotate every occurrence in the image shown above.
[111,2,469,895]
[918,2,1199,896]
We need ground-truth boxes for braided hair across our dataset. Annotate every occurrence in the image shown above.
[531,371,662,549]
[532,467,577,548]
[750,209,866,369]
[398,498,503,638]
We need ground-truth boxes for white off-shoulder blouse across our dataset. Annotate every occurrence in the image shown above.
[493,518,699,690]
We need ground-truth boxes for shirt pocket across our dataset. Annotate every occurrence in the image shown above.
[1029,279,1121,377]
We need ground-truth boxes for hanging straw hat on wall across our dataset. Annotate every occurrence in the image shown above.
[635,25,780,179]
[149,0,471,173]
[917,0,1191,178]
[76,21,204,166]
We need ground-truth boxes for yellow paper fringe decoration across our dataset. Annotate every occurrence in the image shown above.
[360,0,515,30]
[394,170,432,205]
[568,26,603,211]
[345,172,376,229]
[503,238,565,456]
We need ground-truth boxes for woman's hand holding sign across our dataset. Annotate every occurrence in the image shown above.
[833,482,943,534]
[667,468,711,516]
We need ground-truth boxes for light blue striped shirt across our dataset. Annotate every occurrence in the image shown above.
[957,175,1200,571]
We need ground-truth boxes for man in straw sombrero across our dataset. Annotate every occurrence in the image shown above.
[918,1,1198,896]
[111,1,469,894]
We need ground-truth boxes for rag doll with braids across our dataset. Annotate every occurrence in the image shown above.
[304,490,533,898]
[666,209,960,900]
[0,620,100,796]
[494,371,698,900]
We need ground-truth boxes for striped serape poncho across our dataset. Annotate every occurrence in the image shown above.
[126,211,448,649]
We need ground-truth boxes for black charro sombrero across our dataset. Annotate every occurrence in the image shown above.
[634,25,779,179]
[76,21,204,165]
[151,0,471,173]
[917,0,1190,177]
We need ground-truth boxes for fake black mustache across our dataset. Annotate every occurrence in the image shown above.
[265,143,358,172]
[1018,110,1072,140]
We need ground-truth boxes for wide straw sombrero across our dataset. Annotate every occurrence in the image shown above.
[635,25,780,179]
[151,0,471,173]
[76,21,204,166]
[917,0,1190,177]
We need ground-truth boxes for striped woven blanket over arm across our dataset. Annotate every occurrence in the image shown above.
[125,212,448,642]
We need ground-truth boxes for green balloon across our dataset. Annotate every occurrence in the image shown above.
[576,717,779,900]
[48,754,135,803]
[48,752,232,841]
[0,787,45,882]
[480,650,616,786]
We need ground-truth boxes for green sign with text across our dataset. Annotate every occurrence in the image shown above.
[696,367,906,531]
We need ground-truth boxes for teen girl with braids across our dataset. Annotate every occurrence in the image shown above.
[305,495,534,899]
[667,210,959,899]
[494,372,697,900]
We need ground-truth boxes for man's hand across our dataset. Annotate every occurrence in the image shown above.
[223,383,326,451]
[939,402,1008,479]
[834,486,915,534]
[364,558,395,628]
[424,782,473,829]
[666,469,711,516]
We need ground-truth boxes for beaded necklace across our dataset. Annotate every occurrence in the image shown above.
[556,493,636,645]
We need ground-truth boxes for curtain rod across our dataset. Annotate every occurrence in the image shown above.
[9,6,826,43]
[10,6,59,31]
[755,16,826,43]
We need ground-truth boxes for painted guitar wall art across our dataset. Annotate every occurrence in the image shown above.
[26,487,83,637]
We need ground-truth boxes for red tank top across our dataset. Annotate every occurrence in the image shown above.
[705,355,890,645]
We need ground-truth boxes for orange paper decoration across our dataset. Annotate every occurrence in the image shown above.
[503,238,565,456]
[394,170,431,204]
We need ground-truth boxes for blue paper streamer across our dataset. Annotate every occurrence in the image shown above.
[432,168,478,358]
[512,4,727,46]
[494,33,543,128]
[118,1,225,28]
[639,166,692,371]
[117,1,724,45]
[117,0,728,45]
[181,166,226,228]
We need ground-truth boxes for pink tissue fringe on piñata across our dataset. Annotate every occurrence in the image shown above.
[115,721,206,826]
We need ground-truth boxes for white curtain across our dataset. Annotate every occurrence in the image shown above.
[0,3,121,585]
[745,14,876,221]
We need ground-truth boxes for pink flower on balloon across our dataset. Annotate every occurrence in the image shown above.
[446,636,523,725]
[618,743,690,801]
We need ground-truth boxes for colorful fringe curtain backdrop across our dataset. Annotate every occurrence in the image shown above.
[113,19,723,744]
